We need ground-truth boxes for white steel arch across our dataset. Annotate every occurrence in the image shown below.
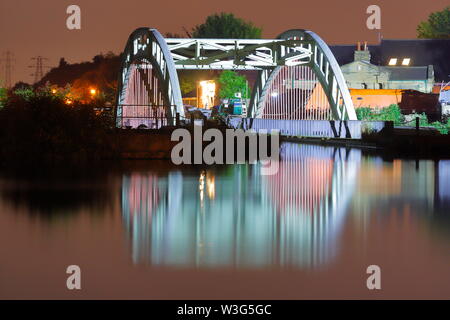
[116,28,356,128]
[116,28,184,128]
[249,29,356,120]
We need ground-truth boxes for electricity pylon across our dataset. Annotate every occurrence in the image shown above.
[0,50,14,88]
[29,56,50,84]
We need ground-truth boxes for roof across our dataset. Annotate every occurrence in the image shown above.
[380,39,450,81]
[330,45,381,65]
[384,66,429,81]
[330,39,450,81]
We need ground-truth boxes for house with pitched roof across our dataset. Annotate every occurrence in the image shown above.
[338,42,435,93]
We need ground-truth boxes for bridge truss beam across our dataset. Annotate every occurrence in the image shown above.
[165,38,313,70]
[115,28,356,128]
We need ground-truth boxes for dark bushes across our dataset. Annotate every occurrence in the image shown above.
[0,88,116,166]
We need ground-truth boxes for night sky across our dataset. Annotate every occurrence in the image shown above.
[0,0,448,84]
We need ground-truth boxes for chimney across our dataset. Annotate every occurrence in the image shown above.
[354,41,371,62]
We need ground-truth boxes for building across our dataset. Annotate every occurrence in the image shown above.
[331,39,450,83]
[349,88,440,119]
[378,39,450,83]
[339,42,435,93]
[350,89,402,109]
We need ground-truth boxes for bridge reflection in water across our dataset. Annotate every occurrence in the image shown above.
[121,143,361,268]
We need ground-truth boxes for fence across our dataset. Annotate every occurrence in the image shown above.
[116,104,389,138]
[227,117,388,139]
[118,104,192,129]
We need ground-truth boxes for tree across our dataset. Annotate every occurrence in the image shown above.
[192,13,262,39]
[218,70,249,99]
[11,81,32,92]
[0,87,115,165]
[356,104,404,125]
[417,6,450,39]
[0,87,7,108]
[165,32,183,38]
[58,57,68,68]
[180,77,196,95]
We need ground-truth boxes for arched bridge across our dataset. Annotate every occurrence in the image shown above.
[115,28,356,129]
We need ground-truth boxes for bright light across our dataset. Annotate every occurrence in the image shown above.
[207,175,215,200]
[199,80,215,109]
[65,99,73,105]
[402,58,411,66]
[388,58,398,66]
[51,89,57,94]
[90,88,97,95]
[271,92,278,97]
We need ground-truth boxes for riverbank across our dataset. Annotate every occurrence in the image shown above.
[118,125,450,161]
[282,126,450,158]
[282,136,379,150]
[4,125,450,169]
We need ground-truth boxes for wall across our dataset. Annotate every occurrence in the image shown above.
[117,131,176,159]
[229,118,389,139]
[350,89,402,108]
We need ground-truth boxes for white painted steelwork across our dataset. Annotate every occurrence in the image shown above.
[115,28,357,128]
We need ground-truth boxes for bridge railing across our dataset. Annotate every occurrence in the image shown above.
[228,118,388,139]
[117,104,190,129]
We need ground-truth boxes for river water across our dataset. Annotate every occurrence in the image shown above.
[0,143,449,299]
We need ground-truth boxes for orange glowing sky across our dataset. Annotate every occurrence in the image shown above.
[0,0,448,84]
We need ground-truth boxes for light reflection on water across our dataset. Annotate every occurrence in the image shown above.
[1,143,450,298]
[120,143,450,269]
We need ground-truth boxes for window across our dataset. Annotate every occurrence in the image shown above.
[388,58,397,66]
[402,58,411,66]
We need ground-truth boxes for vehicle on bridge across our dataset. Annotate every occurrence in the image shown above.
[216,98,248,118]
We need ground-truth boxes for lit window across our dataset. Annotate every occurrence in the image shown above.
[388,58,397,66]
[402,58,411,66]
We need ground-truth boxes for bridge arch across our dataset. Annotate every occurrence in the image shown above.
[115,28,184,128]
[116,28,356,128]
[249,29,356,120]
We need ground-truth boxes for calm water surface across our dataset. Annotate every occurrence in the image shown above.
[0,143,449,299]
